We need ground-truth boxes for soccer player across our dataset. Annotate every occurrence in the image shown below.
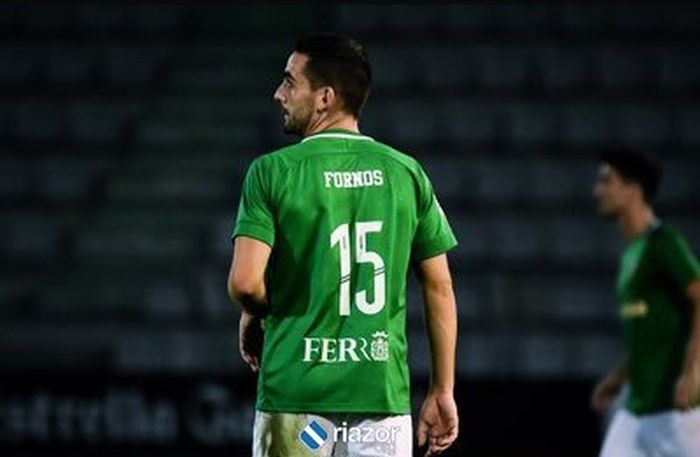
[591,150,700,456]
[227,33,459,457]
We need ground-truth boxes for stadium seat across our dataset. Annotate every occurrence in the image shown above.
[103,46,160,87]
[576,335,626,377]
[197,265,236,321]
[617,105,671,148]
[441,5,493,33]
[73,224,200,266]
[490,214,548,262]
[663,4,700,33]
[21,4,74,34]
[195,5,317,36]
[75,4,126,32]
[385,101,438,145]
[471,158,529,205]
[0,156,30,200]
[513,275,617,322]
[105,170,231,206]
[474,45,531,91]
[143,281,192,320]
[448,213,491,263]
[680,107,700,147]
[45,46,96,87]
[123,4,184,34]
[0,45,37,86]
[561,104,616,148]
[655,159,698,206]
[537,46,590,92]
[69,101,135,143]
[440,102,499,146]
[135,117,263,147]
[13,101,66,142]
[335,5,385,32]
[1,210,62,263]
[529,159,596,205]
[546,215,612,265]
[209,212,237,265]
[595,47,654,93]
[491,4,552,33]
[35,154,107,203]
[558,5,609,35]
[418,46,476,91]
[113,328,246,374]
[659,48,700,93]
[514,332,573,377]
[36,272,147,321]
[408,329,509,376]
[456,331,510,376]
[508,104,558,147]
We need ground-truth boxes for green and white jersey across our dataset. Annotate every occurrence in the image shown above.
[616,223,700,414]
[233,129,458,414]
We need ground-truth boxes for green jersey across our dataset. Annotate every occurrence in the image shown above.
[616,222,700,414]
[232,129,458,414]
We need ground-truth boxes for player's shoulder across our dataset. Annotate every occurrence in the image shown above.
[367,138,426,176]
[650,223,687,247]
[248,142,304,169]
[654,223,680,238]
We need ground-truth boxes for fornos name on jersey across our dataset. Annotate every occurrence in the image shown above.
[323,170,384,189]
[302,332,389,363]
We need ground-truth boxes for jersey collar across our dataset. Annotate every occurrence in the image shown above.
[301,129,374,143]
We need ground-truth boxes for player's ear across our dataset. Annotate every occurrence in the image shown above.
[318,86,337,112]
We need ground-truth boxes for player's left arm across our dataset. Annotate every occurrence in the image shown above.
[676,279,700,410]
[227,236,272,316]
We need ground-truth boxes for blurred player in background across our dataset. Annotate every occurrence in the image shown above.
[591,150,700,456]
[227,33,459,456]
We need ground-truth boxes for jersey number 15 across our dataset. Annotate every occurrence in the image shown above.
[330,221,386,316]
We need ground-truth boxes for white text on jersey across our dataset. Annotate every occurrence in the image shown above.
[324,170,384,189]
[302,332,389,363]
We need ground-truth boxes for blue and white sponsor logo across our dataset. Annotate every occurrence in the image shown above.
[299,420,329,451]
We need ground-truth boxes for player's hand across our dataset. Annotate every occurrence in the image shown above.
[674,371,699,411]
[416,389,459,456]
[239,311,264,373]
[591,375,622,413]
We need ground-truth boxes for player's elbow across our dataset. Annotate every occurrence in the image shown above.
[227,272,264,313]
[422,277,456,315]
[422,277,454,297]
[228,274,254,303]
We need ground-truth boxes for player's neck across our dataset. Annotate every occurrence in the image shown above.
[303,112,359,137]
[618,203,657,243]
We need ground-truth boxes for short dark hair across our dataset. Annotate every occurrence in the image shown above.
[599,149,662,203]
[294,33,372,118]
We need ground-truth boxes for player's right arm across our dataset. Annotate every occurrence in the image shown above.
[674,278,700,410]
[415,253,459,456]
[228,237,271,372]
[653,228,700,410]
[229,157,276,371]
[591,359,628,412]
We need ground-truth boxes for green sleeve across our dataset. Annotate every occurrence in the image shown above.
[232,157,275,247]
[655,227,700,292]
[411,165,458,261]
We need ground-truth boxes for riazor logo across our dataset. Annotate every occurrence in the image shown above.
[299,420,328,451]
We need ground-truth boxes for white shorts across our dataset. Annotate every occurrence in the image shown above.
[599,408,700,457]
[252,410,413,457]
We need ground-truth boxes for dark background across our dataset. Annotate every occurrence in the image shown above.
[1,4,699,457]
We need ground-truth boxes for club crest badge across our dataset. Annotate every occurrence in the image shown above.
[370,331,389,362]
